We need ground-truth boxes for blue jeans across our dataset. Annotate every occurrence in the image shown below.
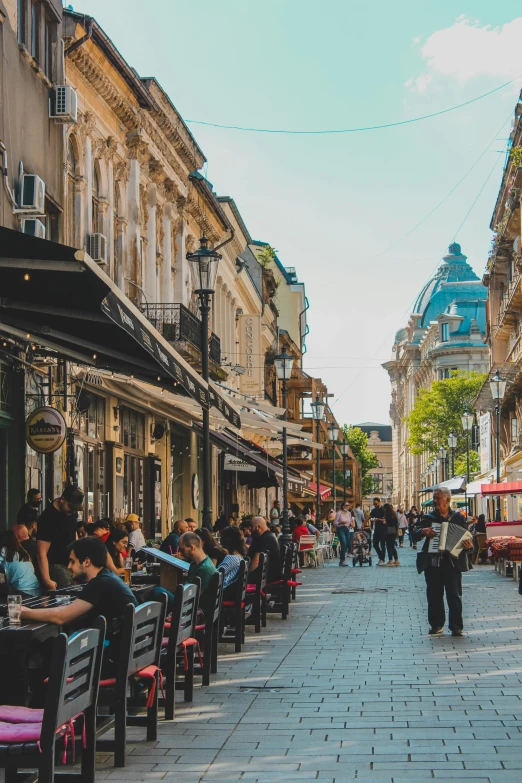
[337,527,353,562]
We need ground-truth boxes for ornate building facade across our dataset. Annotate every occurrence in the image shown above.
[383,243,489,508]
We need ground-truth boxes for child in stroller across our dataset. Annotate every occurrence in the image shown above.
[352,529,372,566]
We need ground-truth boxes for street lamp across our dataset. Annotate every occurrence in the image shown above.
[187,236,221,530]
[461,412,474,519]
[328,422,339,511]
[340,441,350,504]
[274,350,295,546]
[439,447,448,482]
[448,432,457,477]
[311,396,326,524]
[489,370,507,521]
[434,457,441,484]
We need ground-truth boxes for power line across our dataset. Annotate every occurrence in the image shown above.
[186,75,522,135]
[452,155,504,240]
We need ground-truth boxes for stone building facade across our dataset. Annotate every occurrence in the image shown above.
[383,244,489,508]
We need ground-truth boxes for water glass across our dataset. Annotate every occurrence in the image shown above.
[7,594,22,625]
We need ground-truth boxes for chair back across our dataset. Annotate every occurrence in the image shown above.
[237,558,249,603]
[172,582,199,647]
[127,599,167,678]
[209,569,224,624]
[41,623,105,750]
[283,545,293,579]
[258,552,268,592]
[298,535,316,552]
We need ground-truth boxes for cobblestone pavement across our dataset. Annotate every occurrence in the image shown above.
[97,545,522,783]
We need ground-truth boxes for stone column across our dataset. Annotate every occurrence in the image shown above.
[144,184,157,303]
[85,135,92,247]
[162,203,173,303]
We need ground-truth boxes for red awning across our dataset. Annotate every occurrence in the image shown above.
[481,482,522,496]
[309,482,332,500]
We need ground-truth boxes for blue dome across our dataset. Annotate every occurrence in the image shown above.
[413,244,484,328]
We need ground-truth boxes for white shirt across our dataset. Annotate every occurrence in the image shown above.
[128,528,146,552]
[333,510,353,528]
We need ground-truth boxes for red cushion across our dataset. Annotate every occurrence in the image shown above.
[287,580,302,587]
[292,568,302,574]
[161,637,169,648]
[0,722,42,742]
[195,624,205,631]
[267,580,283,586]
[164,621,171,630]
[99,678,117,687]
[0,706,43,724]
[245,584,256,593]
[222,600,245,608]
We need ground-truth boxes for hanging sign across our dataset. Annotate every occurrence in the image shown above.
[238,314,263,395]
[191,473,200,509]
[480,413,491,474]
[224,453,256,472]
[25,406,67,454]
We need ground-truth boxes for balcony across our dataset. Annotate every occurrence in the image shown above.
[142,303,223,377]
[494,273,522,338]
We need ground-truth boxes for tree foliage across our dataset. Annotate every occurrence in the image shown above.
[405,371,486,459]
[340,425,379,497]
[454,450,480,478]
[256,244,277,268]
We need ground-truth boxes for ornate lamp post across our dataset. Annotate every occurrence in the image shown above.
[461,412,474,519]
[439,447,448,482]
[311,396,326,524]
[274,350,295,546]
[434,457,441,485]
[187,236,221,529]
[448,432,457,477]
[328,422,339,512]
[340,440,350,504]
[489,370,507,521]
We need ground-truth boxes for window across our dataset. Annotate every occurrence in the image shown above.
[512,417,519,443]
[92,164,100,234]
[67,139,76,245]
[372,473,383,494]
[44,12,53,80]
[44,197,59,243]
[30,0,39,61]
[121,407,145,451]
[0,364,10,414]
[441,322,449,342]
[77,392,105,440]
[18,0,27,45]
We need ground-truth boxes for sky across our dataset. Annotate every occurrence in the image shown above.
[75,0,522,427]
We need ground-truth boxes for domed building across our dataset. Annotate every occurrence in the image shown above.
[382,243,489,508]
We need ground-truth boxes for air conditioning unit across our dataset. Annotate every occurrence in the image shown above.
[20,174,45,213]
[21,218,46,239]
[49,85,78,123]
[89,233,108,265]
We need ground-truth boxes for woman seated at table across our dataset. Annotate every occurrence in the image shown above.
[292,517,313,549]
[0,529,41,597]
[219,525,247,598]
[196,528,227,566]
[105,529,129,577]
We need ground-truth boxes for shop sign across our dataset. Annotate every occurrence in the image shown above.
[25,406,66,454]
[480,413,491,474]
[191,473,200,509]
[238,314,263,395]
[224,453,256,472]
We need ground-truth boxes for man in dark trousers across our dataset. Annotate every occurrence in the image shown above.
[413,486,473,637]
[370,498,386,566]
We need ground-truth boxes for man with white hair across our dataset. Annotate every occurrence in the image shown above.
[248,516,281,583]
[413,486,473,637]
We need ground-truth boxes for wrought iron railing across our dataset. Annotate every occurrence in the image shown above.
[142,303,221,365]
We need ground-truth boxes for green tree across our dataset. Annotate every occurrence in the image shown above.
[405,371,486,462]
[454,450,480,478]
[340,425,379,496]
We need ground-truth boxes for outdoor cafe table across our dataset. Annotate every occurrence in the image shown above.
[0,581,155,705]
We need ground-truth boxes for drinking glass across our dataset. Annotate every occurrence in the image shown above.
[7,594,22,625]
[123,557,132,585]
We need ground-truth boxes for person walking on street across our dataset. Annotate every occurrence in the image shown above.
[397,505,408,547]
[383,503,400,566]
[412,486,473,636]
[333,502,354,566]
[353,503,365,530]
[407,505,420,549]
[371,498,386,565]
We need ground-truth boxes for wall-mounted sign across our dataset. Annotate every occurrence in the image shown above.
[191,473,200,509]
[224,453,256,472]
[25,406,66,454]
[480,413,491,474]
[238,314,263,395]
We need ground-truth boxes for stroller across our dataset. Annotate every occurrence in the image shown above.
[352,529,372,566]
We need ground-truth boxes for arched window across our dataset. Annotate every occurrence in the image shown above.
[67,138,76,246]
[92,164,100,234]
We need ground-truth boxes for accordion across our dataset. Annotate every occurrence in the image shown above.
[427,521,472,558]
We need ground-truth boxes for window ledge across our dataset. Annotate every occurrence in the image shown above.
[18,44,53,87]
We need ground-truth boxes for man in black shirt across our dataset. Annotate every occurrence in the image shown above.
[17,488,42,527]
[21,537,137,677]
[248,516,281,583]
[36,485,85,589]
[370,498,387,565]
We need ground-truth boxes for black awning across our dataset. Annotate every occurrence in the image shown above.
[0,227,239,427]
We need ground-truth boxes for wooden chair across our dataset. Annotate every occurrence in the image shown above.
[195,569,224,685]
[267,545,300,620]
[245,552,268,632]
[160,582,199,721]
[96,598,167,767]
[298,535,319,567]
[0,625,105,783]
[474,533,488,564]
[291,543,301,601]
[220,559,250,652]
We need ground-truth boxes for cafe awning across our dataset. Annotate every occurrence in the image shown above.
[0,227,239,427]
[481,481,522,496]
[309,482,332,500]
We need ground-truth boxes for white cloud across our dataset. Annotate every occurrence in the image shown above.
[407,16,522,92]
